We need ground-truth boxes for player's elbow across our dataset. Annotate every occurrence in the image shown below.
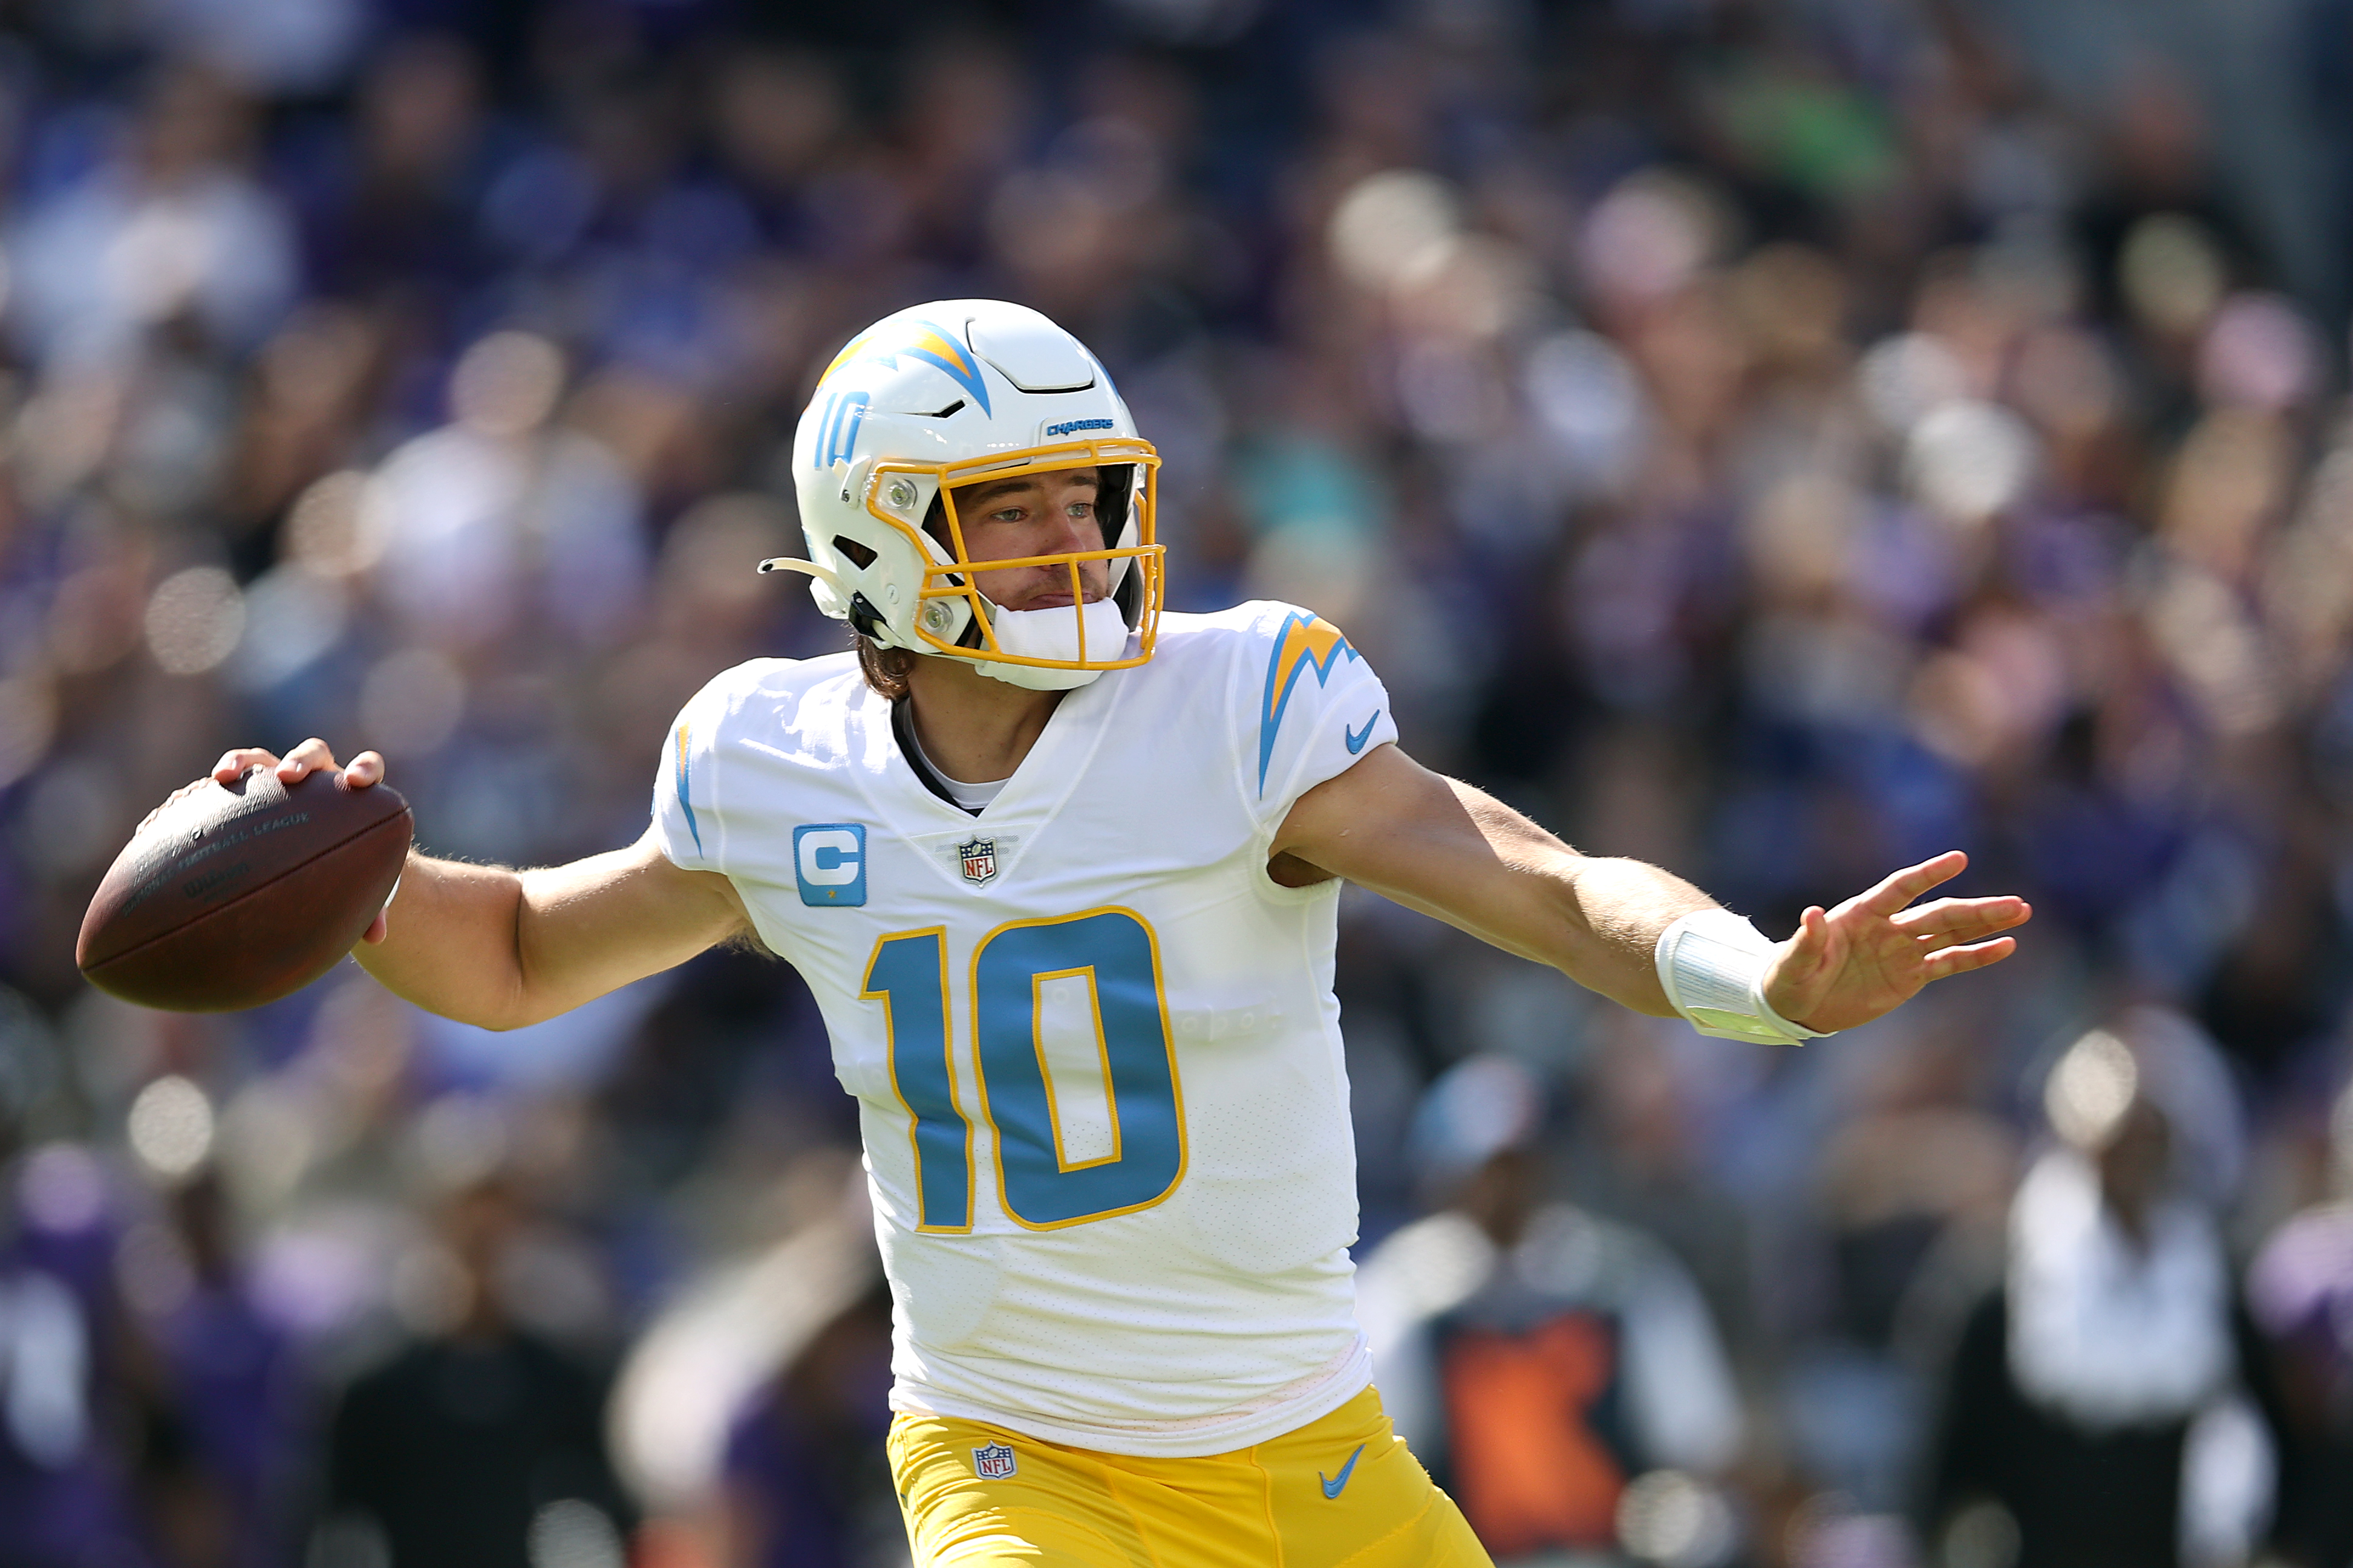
[458,1002,539,1033]
[446,948,546,1032]
[491,958,585,1032]
[407,983,541,1033]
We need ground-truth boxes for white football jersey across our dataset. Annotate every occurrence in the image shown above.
[651,601,1399,1457]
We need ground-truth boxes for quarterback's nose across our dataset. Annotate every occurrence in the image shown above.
[1036,506,1099,559]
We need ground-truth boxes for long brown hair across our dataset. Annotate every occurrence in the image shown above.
[857,634,915,700]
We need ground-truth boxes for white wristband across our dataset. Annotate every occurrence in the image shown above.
[1653,908,1830,1047]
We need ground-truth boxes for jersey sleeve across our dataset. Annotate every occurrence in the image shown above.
[649,673,734,875]
[1241,601,1398,830]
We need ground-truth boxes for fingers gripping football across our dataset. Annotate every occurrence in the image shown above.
[207,740,394,944]
[212,738,385,791]
[1761,851,2031,1035]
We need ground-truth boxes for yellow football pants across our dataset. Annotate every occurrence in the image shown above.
[888,1385,1495,1567]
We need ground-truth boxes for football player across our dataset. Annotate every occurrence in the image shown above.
[214,301,2028,1567]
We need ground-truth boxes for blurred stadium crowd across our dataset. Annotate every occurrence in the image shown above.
[1,0,2352,1565]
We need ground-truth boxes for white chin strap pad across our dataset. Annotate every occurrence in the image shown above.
[971,598,1131,691]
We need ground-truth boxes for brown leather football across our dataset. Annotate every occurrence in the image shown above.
[77,767,413,1012]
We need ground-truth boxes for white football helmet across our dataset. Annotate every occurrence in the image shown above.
[767,299,1164,690]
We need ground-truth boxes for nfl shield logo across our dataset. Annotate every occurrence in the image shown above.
[973,1442,1017,1480]
[958,837,998,886]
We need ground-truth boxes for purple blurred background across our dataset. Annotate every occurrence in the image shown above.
[1,1,2352,1565]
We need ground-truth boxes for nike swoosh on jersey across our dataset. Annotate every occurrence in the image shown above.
[1319,1443,1366,1500]
[1343,712,1380,755]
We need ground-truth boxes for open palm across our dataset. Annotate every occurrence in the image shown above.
[1762,851,2029,1035]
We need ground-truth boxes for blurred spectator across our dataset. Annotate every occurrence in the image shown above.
[297,33,490,307]
[0,1133,146,1568]
[2247,1079,2353,1568]
[1919,1015,2292,1568]
[364,328,646,654]
[1789,1020,2019,1509]
[8,65,298,369]
[713,1278,895,1568]
[319,1177,633,1568]
[604,1152,881,1563]
[1359,1056,1743,1565]
[128,1172,303,1568]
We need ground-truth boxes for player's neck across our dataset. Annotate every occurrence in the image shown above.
[902,656,1067,784]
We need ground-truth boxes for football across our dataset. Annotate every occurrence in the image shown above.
[77,767,413,1012]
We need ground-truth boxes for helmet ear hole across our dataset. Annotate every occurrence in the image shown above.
[1095,464,1136,549]
[848,593,890,642]
[1114,562,1142,628]
[833,535,879,570]
[918,492,957,559]
[1099,463,1143,628]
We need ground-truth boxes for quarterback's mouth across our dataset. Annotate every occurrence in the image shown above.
[1008,585,1108,612]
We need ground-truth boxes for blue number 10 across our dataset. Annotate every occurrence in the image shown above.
[862,909,1186,1232]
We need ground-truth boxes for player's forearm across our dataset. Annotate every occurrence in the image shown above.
[1400,781,1709,1014]
[1542,852,1719,1015]
[1353,844,1702,1015]
[1281,750,1714,1013]
[355,843,733,1029]
[352,852,536,1029]
[507,842,746,1024]
[348,860,569,1029]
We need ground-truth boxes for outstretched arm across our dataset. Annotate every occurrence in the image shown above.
[1270,744,2027,1032]
[212,740,752,1032]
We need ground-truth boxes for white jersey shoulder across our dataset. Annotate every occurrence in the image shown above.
[1145,599,1398,819]
[656,651,863,876]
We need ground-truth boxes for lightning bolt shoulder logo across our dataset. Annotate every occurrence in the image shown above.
[1259,610,1362,793]
[673,722,702,856]
[817,320,994,417]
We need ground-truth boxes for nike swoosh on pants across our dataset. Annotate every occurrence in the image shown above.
[1319,1443,1366,1500]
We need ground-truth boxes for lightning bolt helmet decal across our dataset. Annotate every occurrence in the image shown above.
[818,319,994,417]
